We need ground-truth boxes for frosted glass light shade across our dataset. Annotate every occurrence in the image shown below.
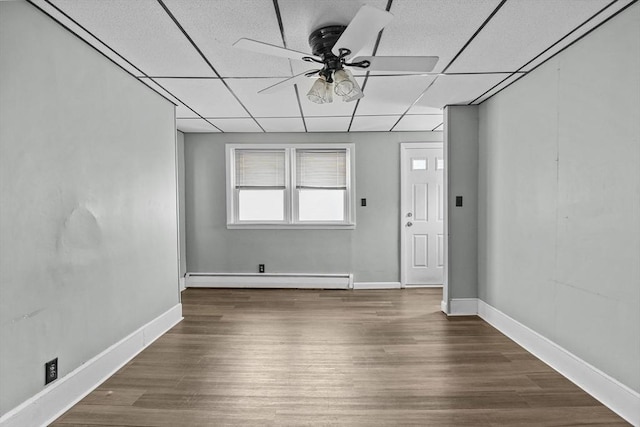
[338,69,363,102]
[333,69,355,96]
[307,76,333,104]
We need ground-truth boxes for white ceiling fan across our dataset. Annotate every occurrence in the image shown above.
[233,5,439,104]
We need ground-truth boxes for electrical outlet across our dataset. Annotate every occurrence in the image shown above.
[259,264,265,273]
[45,358,58,385]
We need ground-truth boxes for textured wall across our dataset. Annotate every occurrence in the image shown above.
[478,3,640,391]
[184,131,442,283]
[0,2,180,414]
[444,106,479,300]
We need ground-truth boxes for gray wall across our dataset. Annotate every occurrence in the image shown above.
[0,2,180,415]
[177,131,187,279]
[444,106,479,301]
[184,131,442,282]
[478,3,639,392]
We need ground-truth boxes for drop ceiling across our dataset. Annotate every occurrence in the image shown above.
[30,0,634,133]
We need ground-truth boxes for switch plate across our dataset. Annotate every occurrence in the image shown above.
[361,198,366,207]
[259,264,265,273]
[456,196,463,207]
[45,358,58,385]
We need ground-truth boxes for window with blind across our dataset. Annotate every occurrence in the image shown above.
[226,144,355,228]
[296,150,346,222]
[235,149,286,221]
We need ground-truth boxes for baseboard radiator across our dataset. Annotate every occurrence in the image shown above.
[185,273,353,289]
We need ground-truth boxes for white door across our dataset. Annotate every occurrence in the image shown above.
[401,144,444,285]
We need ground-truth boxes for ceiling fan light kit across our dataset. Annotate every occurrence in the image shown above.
[306,75,333,104]
[306,69,363,104]
[233,4,439,105]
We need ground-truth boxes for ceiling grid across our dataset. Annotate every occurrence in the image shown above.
[30,0,224,131]
[388,0,508,131]
[26,0,633,133]
[473,0,635,104]
[157,0,266,132]
[272,0,307,132]
[347,0,394,132]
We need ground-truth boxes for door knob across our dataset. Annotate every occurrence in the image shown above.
[406,222,413,227]
[407,212,413,217]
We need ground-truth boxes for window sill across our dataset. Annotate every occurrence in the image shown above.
[227,223,355,230]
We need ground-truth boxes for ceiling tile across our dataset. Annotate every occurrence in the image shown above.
[209,118,263,133]
[154,78,249,118]
[393,115,443,132]
[225,78,301,118]
[410,73,514,109]
[175,104,200,119]
[256,118,306,133]
[356,75,436,115]
[520,0,636,72]
[350,115,400,132]
[447,0,611,73]
[162,0,292,78]
[407,103,443,115]
[279,0,388,76]
[375,0,503,73]
[30,0,142,76]
[305,117,352,132]
[49,0,214,77]
[176,118,220,133]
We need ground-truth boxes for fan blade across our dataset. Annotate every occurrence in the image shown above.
[233,38,320,62]
[351,56,439,73]
[331,5,393,58]
[258,70,320,94]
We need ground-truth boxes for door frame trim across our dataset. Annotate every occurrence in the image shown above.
[400,142,445,288]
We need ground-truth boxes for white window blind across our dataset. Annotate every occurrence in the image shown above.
[296,150,347,189]
[235,149,286,188]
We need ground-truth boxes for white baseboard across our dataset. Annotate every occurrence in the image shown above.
[353,282,401,289]
[179,277,186,292]
[477,300,640,426]
[448,298,479,316]
[440,300,448,313]
[186,273,352,289]
[0,304,183,427]
[404,284,443,288]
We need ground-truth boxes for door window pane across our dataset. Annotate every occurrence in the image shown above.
[298,189,344,221]
[412,158,427,170]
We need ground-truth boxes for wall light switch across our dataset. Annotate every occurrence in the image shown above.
[456,196,463,207]
[361,198,367,207]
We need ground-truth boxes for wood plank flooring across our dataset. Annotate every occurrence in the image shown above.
[51,288,628,426]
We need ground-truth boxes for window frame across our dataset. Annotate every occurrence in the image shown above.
[226,143,355,229]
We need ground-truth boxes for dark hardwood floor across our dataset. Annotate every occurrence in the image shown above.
[51,288,628,426]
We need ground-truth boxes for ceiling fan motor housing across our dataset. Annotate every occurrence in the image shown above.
[308,25,347,81]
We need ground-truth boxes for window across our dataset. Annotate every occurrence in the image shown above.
[226,144,355,228]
